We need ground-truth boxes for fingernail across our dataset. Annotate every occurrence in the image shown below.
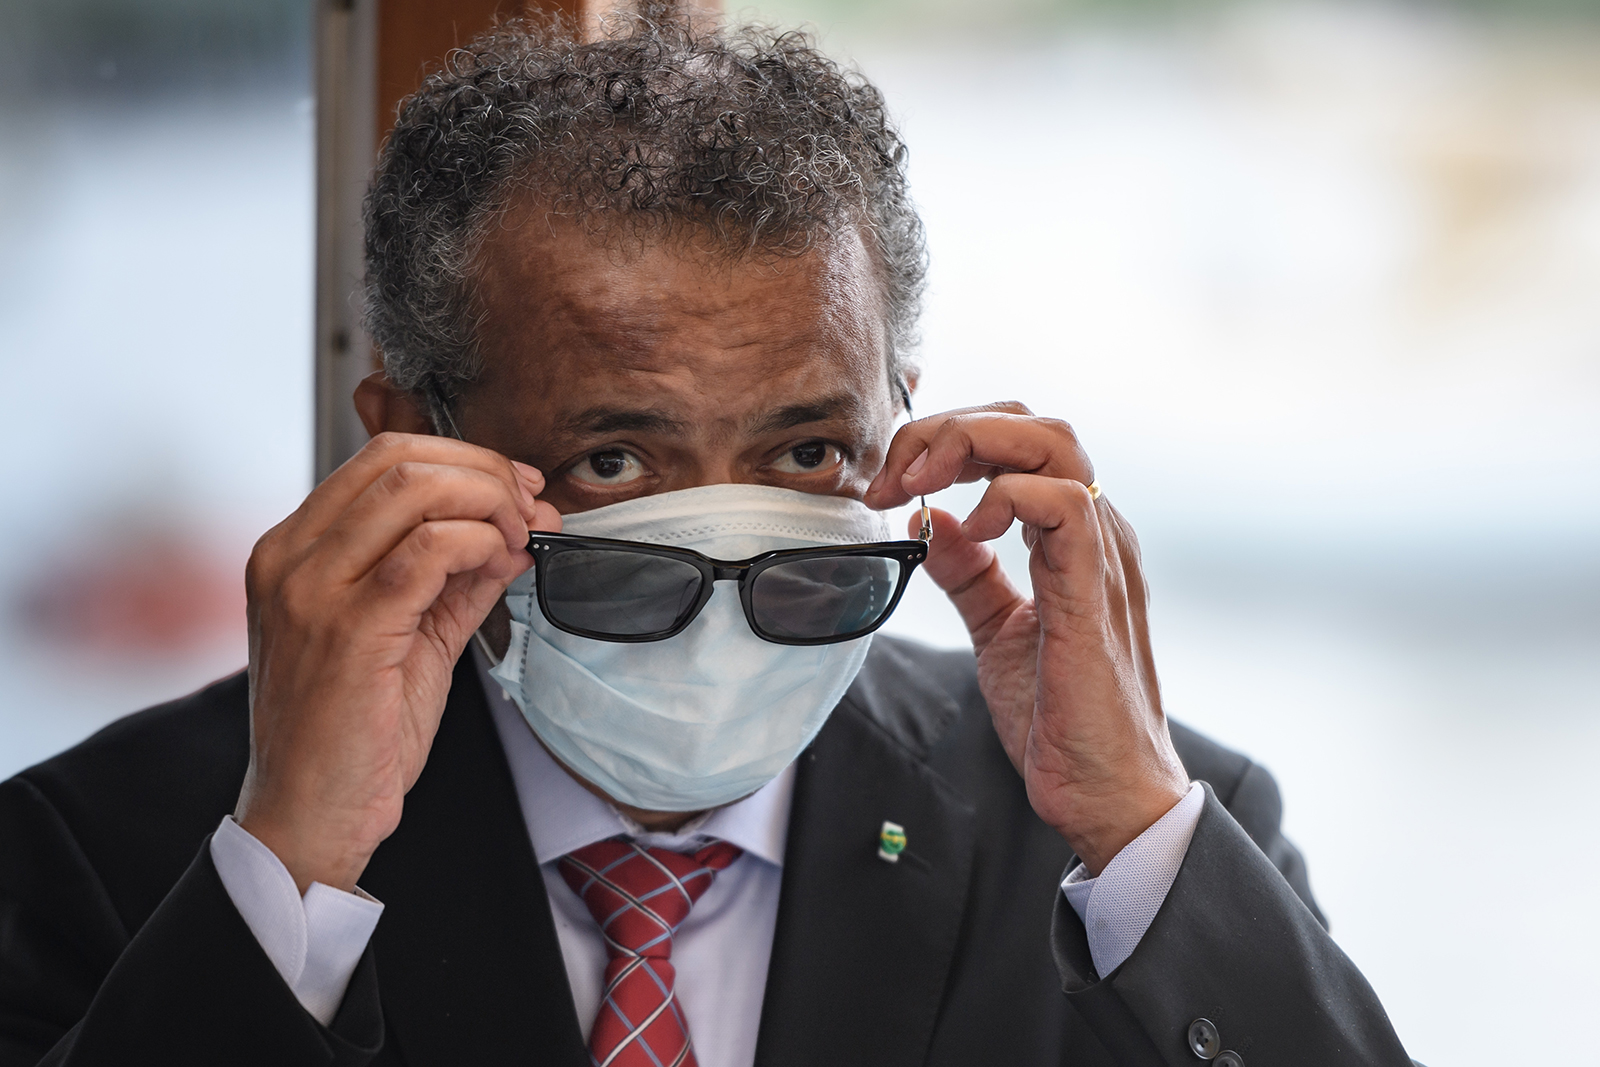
[511,461,543,490]
[511,464,541,510]
[905,450,928,478]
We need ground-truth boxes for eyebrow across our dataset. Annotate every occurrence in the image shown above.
[556,394,864,441]
[556,406,692,437]
[748,395,861,436]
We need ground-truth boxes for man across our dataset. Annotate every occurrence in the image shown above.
[0,15,1414,1067]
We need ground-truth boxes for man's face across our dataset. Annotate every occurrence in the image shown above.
[453,202,900,516]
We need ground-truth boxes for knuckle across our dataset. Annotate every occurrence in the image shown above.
[245,525,298,602]
[1037,416,1076,439]
[274,572,318,626]
[382,460,435,495]
[936,415,977,444]
[408,521,445,556]
[246,528,277,570]
[1068,481,1098,516]
[365,431,411,460]
[989,471,1024,492]
[244,543,272,599]
[890,419,926,445]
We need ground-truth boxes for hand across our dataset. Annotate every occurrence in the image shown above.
[236,433,562,892]
[866,403,1188,873]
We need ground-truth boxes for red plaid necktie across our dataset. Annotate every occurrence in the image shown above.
[559,837,743,1067]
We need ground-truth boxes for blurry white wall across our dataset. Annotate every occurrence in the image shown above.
[0,0,312,772]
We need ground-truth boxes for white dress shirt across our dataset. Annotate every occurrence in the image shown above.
[1060,781,1205,977]
[481,663,792,1067]
[209,815,383,1025]
[210,647,1204,1054]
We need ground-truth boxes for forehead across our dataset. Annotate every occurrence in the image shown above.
[467,203,892,422]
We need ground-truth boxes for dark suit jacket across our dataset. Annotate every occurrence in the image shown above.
[0,637,1411,1066]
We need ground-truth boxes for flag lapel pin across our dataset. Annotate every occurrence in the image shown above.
[878,820,907,863]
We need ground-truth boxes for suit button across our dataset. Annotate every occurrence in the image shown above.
[1187,1018,1221,1059]
[1215,1053,1244,1067]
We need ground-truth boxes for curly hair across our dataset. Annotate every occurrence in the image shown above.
[362,13,927,416]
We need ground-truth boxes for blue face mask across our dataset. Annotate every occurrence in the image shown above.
[489,483,892,812]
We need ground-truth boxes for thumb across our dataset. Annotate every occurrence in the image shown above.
[914,507,1029,651]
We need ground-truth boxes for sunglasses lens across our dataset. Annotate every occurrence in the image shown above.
[539,550,703,637]
[750,555,903,641]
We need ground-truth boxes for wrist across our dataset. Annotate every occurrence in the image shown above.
[1054,777,1189,876]
[236,813,375,895]
[235,783,387,895]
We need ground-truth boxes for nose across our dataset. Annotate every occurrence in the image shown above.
[679,460,749,491]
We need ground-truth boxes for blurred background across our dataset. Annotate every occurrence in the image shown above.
[0,0,1595,1062]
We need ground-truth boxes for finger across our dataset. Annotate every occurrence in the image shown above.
[356,519,530,625]
[915,507,1029,651]
[530,498,563,533]
[1102,502,1146,610]
[1099,501,1159,688]
[313,462,535,584]
[906,415,1092,500]
[963,474,1103,578]
[867,410,1092,508]
[865,403,1033,507]
[510,461,546,501]
[295,433,543,541]
[420,565,527,656]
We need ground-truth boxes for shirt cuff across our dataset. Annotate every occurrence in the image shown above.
[1059,781,1204,978]
[209,815,384,1026]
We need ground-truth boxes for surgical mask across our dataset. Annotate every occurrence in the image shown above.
[489,483,893,811]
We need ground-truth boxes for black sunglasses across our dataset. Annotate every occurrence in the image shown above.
[526,508,931,646]
[423,385,932,645]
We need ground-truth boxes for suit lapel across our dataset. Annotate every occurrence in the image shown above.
[753,665,978,1067]
[361,655,589,1067]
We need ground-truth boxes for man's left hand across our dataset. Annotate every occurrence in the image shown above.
[865,402,1189,874]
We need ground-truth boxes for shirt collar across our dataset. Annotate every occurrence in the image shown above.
[472,643,794,869]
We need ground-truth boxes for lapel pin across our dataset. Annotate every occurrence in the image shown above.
[877,820,907,863]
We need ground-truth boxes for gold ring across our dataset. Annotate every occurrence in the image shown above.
[1087,480,1101,501]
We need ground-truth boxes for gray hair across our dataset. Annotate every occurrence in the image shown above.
[362,14,927,417]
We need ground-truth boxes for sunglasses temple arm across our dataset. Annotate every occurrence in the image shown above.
[918,496,933,542]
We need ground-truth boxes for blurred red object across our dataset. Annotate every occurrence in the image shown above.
[16,531,245,656]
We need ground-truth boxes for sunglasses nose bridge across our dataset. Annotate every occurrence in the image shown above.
[710,563,749,582]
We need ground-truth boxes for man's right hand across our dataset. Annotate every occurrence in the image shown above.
[235,432,561,893]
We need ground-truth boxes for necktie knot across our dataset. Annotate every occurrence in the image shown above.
[558,836,743,1067]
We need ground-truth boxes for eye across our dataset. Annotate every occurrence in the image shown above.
[569,448,645,486]
[771,441,844,475]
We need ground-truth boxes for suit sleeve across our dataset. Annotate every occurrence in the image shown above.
[0,777,384,1067]
[1049,782,1413,1066]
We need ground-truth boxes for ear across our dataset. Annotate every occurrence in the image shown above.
[354,371,433,437]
